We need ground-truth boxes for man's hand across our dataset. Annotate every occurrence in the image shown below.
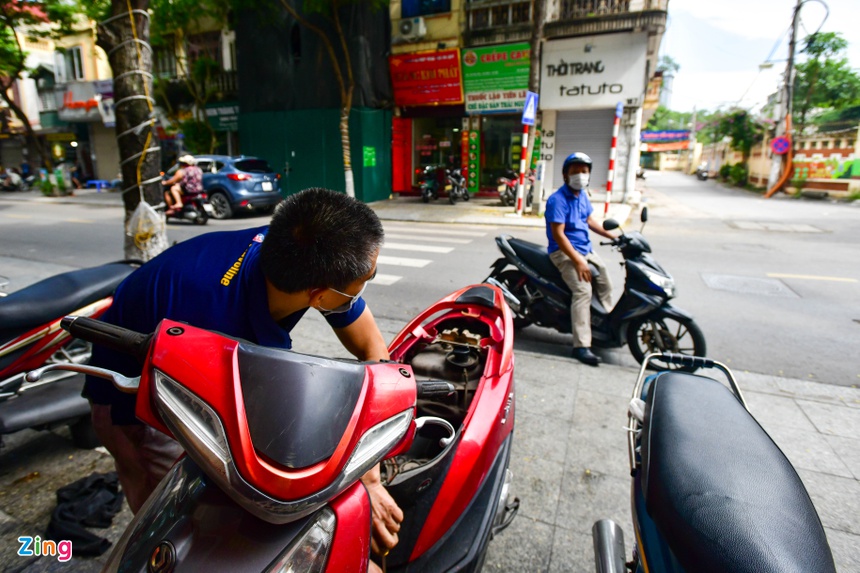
[362,465,404,556]
[574,257,592,283]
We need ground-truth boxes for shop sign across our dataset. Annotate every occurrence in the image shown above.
[363,146,377,167]
[205,102,239,132]
[389,49,463,107]
[645,141,689,152]
[462,43,530,114]
[641,130,690,142]
[462,116,481,194]
[540,32,648,110]
[55,80,115,125]
[46,132,77,142]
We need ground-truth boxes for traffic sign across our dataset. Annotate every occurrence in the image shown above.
[771,136,791,155]
[522,91,538,126]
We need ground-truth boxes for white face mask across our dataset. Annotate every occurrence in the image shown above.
[567,173,590,191]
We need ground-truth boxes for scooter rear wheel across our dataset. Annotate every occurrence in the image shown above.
[496,270,532,329]
[627,313,706,372]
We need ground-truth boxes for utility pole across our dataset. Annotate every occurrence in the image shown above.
[766,0,802,192]
[518,0,547,215]
[687,106,698,174]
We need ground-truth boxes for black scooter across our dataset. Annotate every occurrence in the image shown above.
[485,208,706,370]
[447,168,469,204]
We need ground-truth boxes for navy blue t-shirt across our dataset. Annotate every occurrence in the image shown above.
[84,226,366,425]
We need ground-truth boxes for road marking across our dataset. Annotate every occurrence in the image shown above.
[4,214,32,219]
[383,242,454,254]
[64,219,94,224]
[385,233,471,244]
[383,225,487,237]
[377,255,432,268]
[372,273,402,286]
[767,273,857,283]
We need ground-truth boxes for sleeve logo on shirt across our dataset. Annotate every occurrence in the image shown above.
[253,233,265,244]
[221,249,248,287]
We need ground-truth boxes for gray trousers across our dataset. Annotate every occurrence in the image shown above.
[549,250,613,348]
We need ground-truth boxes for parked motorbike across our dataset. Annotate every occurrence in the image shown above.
[0,261,138,447]
[695,163,709,181]
[636,166,647,180]
[419,165,441,203]
[593,352,836,573]
[447,167,469,204]
[485,207,706,370]
[27,283,519,572]
[164,188,213,225]
[497,170,534,208]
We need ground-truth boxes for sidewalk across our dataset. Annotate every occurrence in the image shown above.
[0,187,637,228]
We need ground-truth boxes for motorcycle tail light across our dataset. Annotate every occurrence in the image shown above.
[265,508,335,573]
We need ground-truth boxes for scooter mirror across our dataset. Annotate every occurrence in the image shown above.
[640,207,648,223]
[603,218,620,231]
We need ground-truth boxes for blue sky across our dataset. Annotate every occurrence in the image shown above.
[661,0,860,113]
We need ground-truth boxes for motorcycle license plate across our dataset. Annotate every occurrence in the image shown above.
[497,184,506,193]
[262,181,273,191]
[203,204,215,214]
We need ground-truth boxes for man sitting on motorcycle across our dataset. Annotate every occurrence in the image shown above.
[162,154,203,214]
[545,152,618,366]
[84,189,403,565]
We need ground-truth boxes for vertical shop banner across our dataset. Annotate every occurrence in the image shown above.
[389,49,464,107]
[461,43,530,114]
[466,116,481,194]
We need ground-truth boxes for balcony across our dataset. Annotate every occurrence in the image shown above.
[465,0,667,46]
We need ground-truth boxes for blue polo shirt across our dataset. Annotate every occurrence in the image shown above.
[545,184,594,255]
[83,226,366,425]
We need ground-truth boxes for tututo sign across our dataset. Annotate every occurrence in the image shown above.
[389,49,464,107]
[540,32,648,110]
[461,43,530,114]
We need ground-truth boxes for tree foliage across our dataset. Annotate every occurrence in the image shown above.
[656,55,680,74]
[717,109,764,164]
[793,32,860,135]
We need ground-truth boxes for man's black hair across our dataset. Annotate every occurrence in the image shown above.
[260,188,384,293]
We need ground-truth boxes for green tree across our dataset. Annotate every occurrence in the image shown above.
[793,32,860,137]
[645,105,691,131]
[0,0,78,168]
[717,108,764,166]
[656,55,680,74]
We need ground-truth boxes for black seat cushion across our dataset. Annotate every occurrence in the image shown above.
[0,375,90,433]
[642,372,836,573]
[0,263,136,340]
[507,238,567,289]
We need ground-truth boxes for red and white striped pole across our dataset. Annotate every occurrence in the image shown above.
[515,122,530,215]
[604,102,623,216]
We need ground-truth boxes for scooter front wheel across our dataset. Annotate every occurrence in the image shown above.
[627,313,706,372]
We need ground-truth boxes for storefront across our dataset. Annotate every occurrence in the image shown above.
[55,79,118,182]
[389,49,465,193]
[461,42,532,192]
[539,33,649,197]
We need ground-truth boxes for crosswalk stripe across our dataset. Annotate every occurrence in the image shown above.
[372,274,402,286]
[377,255,432,268]
[383,242,454,254]
[383,225,487,237]
[385,233,471,244]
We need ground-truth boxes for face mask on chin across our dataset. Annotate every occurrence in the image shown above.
[567,173,590,191]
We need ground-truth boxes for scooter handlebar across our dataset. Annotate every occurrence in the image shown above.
[61,316,151,364]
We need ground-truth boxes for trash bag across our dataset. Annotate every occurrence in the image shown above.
[127,200,168,259]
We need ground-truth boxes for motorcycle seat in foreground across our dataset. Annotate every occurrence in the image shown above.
[0,374,89,434]
[641,372,836,573]
[0,263,135,339]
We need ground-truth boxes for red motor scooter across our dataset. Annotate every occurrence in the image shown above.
[0,262,138,447]
[28,283,518,572]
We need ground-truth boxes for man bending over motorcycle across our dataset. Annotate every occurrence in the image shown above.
[546,152,618,367]
[162,154,203,213]
[84,188,403,565]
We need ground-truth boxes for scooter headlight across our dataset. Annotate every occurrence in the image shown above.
[265,508,336,573]
[644,269,676,298]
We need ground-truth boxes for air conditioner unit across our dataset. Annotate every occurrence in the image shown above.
[396,17,427,42]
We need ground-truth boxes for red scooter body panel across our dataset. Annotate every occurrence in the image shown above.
[327,481,373,573]
[387,284,515,560]
[136,320,417,501]
[0,298,112,379]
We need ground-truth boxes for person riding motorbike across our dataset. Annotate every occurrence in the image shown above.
[546,152,618,367]
[83,189,403,570]
[162,155,203,214]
